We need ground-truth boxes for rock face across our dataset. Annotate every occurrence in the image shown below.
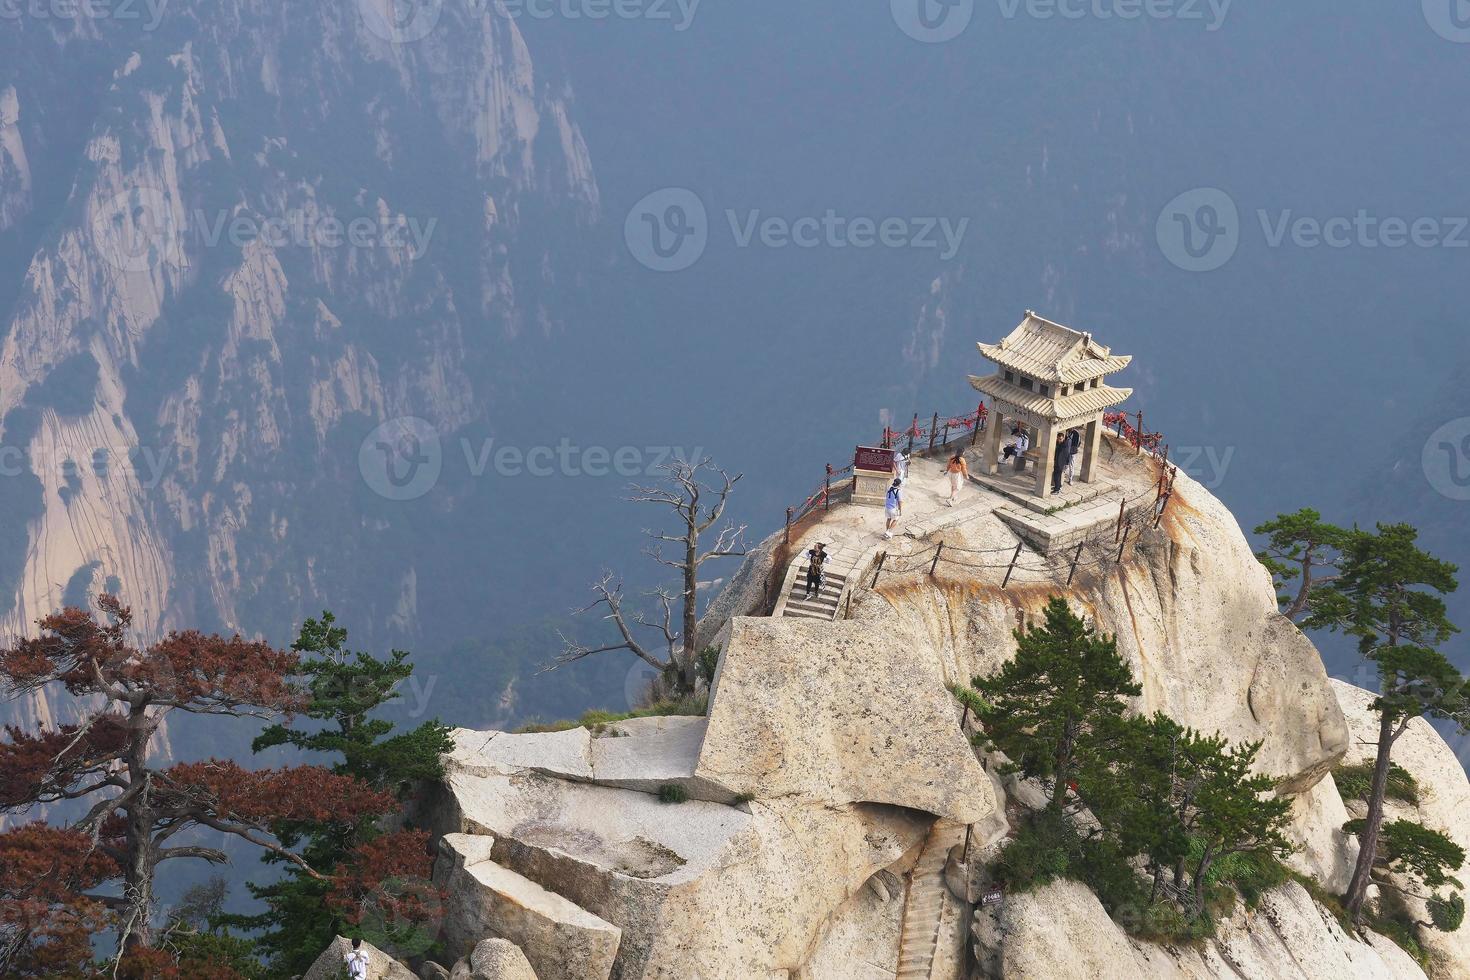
[851,456,1350,797]
[422,442,1438,978]
[469,938,539,980]
[1334,679,1470,979]
[435,833,620,980]
[972,879,1426,979]
[304,936,416,980]
[0,0,598,742]
[421,726,935,979]
[695,617,995,825]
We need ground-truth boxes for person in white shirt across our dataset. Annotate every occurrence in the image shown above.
[1000,426,1030,466]
[345,938,370,980]
[891,450,909,484]
[883,479,903,539]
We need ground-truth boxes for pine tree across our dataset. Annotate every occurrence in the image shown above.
[1253,508,1349,621]
[959,596,1141,813]
[1306,524,1469,923]
[1342,817,1465,932]
[229,612,453,976]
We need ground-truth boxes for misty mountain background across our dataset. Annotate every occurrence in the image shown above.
[1,0,1467,760]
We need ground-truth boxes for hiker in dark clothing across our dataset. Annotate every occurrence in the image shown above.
[804,542,829,599]
[1065,428,1082,485]
[1052,431,1072,495]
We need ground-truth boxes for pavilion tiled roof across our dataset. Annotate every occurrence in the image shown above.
[969,373,1133,423]
[977,311,1132,385]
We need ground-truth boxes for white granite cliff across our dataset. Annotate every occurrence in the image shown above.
[422,441,1470,979]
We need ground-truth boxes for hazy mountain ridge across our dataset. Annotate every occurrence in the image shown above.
[0,1,599,733]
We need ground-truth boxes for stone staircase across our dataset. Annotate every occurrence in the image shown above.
[780,543,860,621]
[895,822,965,980]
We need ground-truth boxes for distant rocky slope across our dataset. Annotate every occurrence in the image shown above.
[413,437,1470,979]
[0,2,597,730]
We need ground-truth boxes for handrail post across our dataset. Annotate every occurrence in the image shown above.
[908,414,917,456]
[1001,543,1024,590]
[1066,541,1085,586]
[1154,490,1173,529]
[825,464,833,512]
[871,551,889,588]
[785,507,793,546]
[1116,524,1130,564]
[928,412,939,453]
[1115,498,1126,541]
[929,542,945,577]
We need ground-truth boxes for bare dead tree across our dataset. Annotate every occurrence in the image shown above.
[553,458,746,692]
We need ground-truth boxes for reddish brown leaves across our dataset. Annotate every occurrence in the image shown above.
[1,595,305,714]
[163,760,395,825]
[327,829,441,930]
[0,718,129,808]
[0,824,117,977]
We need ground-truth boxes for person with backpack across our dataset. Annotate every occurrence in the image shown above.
[884,479,903,539]
[944,451,970,506]
[1000,425,1030,466]
[1065,428,1082,485]
[344,938,370,980]
[803,542,829,599]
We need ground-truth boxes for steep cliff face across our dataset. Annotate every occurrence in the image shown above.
[417,442,1470,978]
[0,3,598,732]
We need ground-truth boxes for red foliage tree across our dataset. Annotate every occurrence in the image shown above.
[0,596,397,967]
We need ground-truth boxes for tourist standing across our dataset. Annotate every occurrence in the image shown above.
[345,939,370,980]
[945,452,970,506]
[1066,428,1081,485]
[892,450,909,484]
[1052,431,1071,495]
[884,479,903,539]
[803,542,829,599]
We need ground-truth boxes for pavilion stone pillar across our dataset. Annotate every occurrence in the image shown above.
[1080,417,1103,483]
[985,409,1006,475]
[1033,418,1058,498]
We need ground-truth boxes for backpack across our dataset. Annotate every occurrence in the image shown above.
[886,487,901,507]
